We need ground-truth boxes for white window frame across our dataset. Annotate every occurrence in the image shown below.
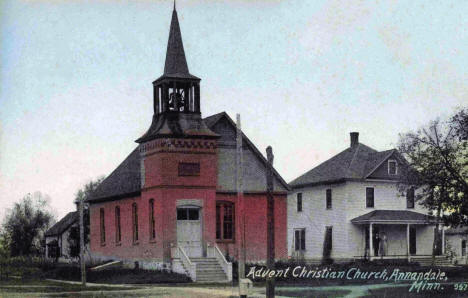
[388,159,398,175]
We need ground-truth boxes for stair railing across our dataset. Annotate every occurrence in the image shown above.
[177,246,197,281]
[207,242,232,281]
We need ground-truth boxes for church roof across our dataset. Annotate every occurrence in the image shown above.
[136,112,219,143]
[154,6,200,82]
[290,141,399,188]
[45,211,78,237]
[88,147,141,202]
[88,112,289,203]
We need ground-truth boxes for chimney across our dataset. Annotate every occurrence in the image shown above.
[350,132,359,147]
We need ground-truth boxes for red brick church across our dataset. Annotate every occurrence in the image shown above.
[87,5,289,281]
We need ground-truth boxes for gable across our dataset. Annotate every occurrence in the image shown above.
[205,113,289,192]
[367,151,401,180]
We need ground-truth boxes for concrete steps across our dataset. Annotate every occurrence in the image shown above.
[191,257,229,282]
[411,256,453,267]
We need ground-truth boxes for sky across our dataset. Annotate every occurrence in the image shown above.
[0,0,467,223]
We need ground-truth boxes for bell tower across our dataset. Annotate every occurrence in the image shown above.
[153,5,200,115]
[136,4,216,143]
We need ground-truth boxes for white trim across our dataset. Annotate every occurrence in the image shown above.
[388,159,398,175]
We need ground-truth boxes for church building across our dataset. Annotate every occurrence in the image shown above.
[86,5,289,282]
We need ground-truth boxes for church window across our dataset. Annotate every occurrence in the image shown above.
[216,202,234,241]
[149,199,156,240]
[115,206,121,243]
[132,203,139,243]
[100,208,105,245]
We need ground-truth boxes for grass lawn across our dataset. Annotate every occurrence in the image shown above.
[0,278,140,294]
[43,265,191,284]
[275,288,351,297]
[364,284,466,298]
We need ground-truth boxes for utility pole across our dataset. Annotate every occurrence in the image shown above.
[79,194,86,287]
[236,114,245,283]
[266,146,275,298]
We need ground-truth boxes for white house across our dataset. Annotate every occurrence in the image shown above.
[445,227,468,265]
[287,132,443,263]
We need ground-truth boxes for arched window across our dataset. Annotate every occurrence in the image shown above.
[132,203,138,243]
[100,208,105,245]
[216,201,235,241]
[149,199,156,240]
[115,206,121,243]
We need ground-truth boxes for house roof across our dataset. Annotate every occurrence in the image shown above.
[351,210,437,224]
[290,141,399,188]
[445,226,468,235]
[45,211,78,237]
[88,111,289,203]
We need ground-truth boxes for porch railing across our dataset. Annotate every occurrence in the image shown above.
[176,246,197,281]
[207,243,232,281]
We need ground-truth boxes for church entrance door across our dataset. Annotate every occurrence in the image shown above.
[176,207,202,257]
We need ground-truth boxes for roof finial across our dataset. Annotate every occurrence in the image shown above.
[173,0,176,11]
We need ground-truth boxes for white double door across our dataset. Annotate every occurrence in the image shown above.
[176,207,202,257]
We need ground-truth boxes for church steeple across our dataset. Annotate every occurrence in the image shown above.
[136,3,217,143]
[164,6,189,76]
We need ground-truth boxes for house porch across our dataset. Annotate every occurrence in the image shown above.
[351,210,441,261]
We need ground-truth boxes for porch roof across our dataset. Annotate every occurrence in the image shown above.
[351,210,437,224]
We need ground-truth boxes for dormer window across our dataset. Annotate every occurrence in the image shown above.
[388,160,398,175]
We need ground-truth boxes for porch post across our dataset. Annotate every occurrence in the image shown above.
[369,223,373,258]
[407,224,410,261]
[442,227,445,255]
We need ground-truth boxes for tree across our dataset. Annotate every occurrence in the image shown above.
[67,177,105,259]
[1,192,55,256]
[398,107,468,261]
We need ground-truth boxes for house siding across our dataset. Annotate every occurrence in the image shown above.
[288,180,433,260]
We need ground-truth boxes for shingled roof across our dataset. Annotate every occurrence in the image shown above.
[351,210,437,224]
[154,6,199,82]
[290,135,400,188]
[45,211,78,237]
[87,147,141,202]
[88,112,289,203]
[445,226,468,235]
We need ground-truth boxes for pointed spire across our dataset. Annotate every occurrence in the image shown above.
[164,4,189,75]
